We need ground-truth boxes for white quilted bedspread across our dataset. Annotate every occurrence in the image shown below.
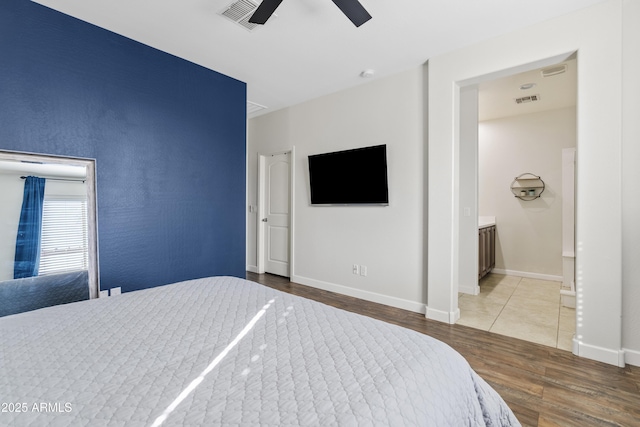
[0,276,520,426]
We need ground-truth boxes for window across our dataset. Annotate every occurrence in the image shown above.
[38,197,89,275]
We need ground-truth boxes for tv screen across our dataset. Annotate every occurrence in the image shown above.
[308,145,389,205]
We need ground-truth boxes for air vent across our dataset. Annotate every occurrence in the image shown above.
[247,101,267,115]
[220,0,260,31]
[541,64,567,77]
[514,94,541,104]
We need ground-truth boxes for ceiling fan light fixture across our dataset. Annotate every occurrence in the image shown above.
[331,0,372,27]
[248,0,284,25]
[248,0,371,27]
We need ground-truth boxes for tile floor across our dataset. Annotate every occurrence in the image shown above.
[458,273,576,350]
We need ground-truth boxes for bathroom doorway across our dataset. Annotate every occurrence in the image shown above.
[457,58,577,350]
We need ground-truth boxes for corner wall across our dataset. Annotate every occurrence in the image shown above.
[0,0,247,292]
[248,68,427,312]
[621,0,640,366]
[0,173,23,280]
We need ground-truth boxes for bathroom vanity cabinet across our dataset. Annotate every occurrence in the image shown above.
[479,224,496,279]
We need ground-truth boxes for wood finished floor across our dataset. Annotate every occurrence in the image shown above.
[247,272,640,427]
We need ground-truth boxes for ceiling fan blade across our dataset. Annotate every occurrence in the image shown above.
[248,0,284,25]
[331,0,372,27]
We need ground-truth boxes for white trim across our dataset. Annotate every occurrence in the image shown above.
[256,154,266,274]
[289,146,296,278]
[426,306,461,324]
[246,265,258,273]
[574,339,626,367]
[458,284,479,295]
[491,268,562,282]
[624,348,640,367]
[291,274,426,314]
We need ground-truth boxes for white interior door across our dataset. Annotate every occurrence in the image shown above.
[263,152,290,276]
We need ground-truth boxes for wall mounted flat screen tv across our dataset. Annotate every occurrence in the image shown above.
[308,144,389,205]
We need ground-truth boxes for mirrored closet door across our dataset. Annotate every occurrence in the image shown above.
[0,151,98,317]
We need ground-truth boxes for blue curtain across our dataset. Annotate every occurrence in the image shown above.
[14,176,46,279]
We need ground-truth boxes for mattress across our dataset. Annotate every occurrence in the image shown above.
[0,276,520,426]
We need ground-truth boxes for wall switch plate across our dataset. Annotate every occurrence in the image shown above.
[464,207,471,217]
[352,264,360,275]
[99,290,109,298]
[360,265,367,276]
[110,287,121,296]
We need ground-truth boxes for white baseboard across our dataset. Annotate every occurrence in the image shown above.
[426,306,460,324]
[491,268,562,282]
[459,284,479,295]
[246,265,258,273]
[560,290,576,308]
[291,274,426,314]
[624,348,640,367]
[574,339,626,367]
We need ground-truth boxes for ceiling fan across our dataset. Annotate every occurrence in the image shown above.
[248,0,372,27]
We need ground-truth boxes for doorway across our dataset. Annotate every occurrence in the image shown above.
[456,57,577,349]
[257,150,293,277]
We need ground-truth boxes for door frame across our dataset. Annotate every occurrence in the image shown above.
[257,147,295,276]
[428,52,578,324]
[455,53,577,299]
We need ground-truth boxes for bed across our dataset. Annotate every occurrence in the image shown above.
[0,270,89,317]
[0,276,520,426]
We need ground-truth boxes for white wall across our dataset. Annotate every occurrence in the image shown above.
[428,0,637,366]
[0,173,24,280]
[621,0,640,366]
[248,68,427,312]
[478,107,576,278]
[458,87,479,297]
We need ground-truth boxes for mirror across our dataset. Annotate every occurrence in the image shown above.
[0,151,98,316]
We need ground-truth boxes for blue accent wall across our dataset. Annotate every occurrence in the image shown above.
[0,1,247,292]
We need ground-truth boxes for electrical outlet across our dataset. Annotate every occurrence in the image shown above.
[99,290,109,298]
[360,265,367,276]
[352,264,360,275]
[110,287,121,296]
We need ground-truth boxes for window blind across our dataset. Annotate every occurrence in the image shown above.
[38,197,89,275]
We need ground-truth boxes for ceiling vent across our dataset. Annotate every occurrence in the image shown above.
[514,94,541,104]
[247,101,267,115]
[541,64,567,78]
[220,0,260,31]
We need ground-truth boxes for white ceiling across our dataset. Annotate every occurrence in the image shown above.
[479,58,577,121]
[32,0,601,118]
